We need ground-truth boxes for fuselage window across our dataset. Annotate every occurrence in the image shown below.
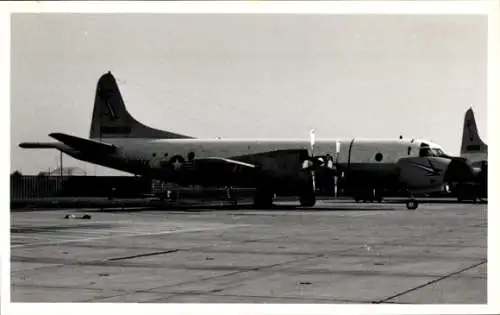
[407,147,411,155]
[375,152,383,162]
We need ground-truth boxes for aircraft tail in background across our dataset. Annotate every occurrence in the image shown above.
[89,72,193,140]
[460,107,487,158]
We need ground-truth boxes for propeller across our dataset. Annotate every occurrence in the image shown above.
[301,129,339,193]
[302,129,338,171]
[310,129,317,192]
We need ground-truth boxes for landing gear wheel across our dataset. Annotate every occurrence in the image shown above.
[353,193,361,202]
[253,190,274,208]
[374,189,384,203]
[406,199,419,210]
[299,192,316,207]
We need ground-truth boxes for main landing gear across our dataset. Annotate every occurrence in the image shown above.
[299,190,316,207]
[253,189,274,208]
[252,189,317,208]
[353,187,384,203]
[405,198,419,210]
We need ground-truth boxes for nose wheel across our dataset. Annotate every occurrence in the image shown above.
[406,198,419,210]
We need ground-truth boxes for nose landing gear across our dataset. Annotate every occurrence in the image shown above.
[405,198,419,210]
[404,189,420,210]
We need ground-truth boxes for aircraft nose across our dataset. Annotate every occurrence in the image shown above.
[444,157,475,183]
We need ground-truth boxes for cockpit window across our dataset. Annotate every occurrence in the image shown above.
[418,143,451,158]
[419,147,433,157]
[432,148,452,159]
[419,143,432,157]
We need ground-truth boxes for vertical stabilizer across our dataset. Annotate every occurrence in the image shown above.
[460,108,487,155]
[89,72,193,139]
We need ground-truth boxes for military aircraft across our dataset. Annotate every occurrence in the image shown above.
[446,108,488,202]
[20,72,463,209]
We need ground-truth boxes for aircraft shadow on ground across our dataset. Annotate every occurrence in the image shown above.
[11,197,485,213]
[92,203,402,213]
[89,198,486,213]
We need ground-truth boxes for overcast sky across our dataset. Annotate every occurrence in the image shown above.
[10,14,487,175]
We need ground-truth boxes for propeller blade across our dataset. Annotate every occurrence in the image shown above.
[309,129,316,156]
[327,159,334,169]
[311,170,316,192]
[302,160,314,169]
[309,129,316,146]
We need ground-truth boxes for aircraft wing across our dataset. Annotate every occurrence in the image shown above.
[194,157,257,169]
[170,156,261,187]
[186,154,305,188]
[49,132,117,154]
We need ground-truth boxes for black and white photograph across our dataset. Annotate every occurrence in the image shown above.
[4,1,498,314]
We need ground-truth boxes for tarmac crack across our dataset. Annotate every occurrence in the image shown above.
[10,224,246,249]
[11,207,486,303]
[131,242,378,300]
[107,249,179,261]
[145,291,373,304]
[371,259,487,304]
[163,226,486,303]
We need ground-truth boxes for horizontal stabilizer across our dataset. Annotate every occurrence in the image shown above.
[19,142,64,149]
[49,133,116,154]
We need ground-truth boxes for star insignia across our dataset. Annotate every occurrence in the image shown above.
[172,157,183,170]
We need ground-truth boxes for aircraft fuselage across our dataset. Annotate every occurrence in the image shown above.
[71,137,449,196]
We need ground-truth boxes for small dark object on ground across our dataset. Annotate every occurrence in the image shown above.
[64,214,92,220]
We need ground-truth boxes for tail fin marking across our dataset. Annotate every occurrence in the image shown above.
[460,108,487,154]
[89,72,193,140]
